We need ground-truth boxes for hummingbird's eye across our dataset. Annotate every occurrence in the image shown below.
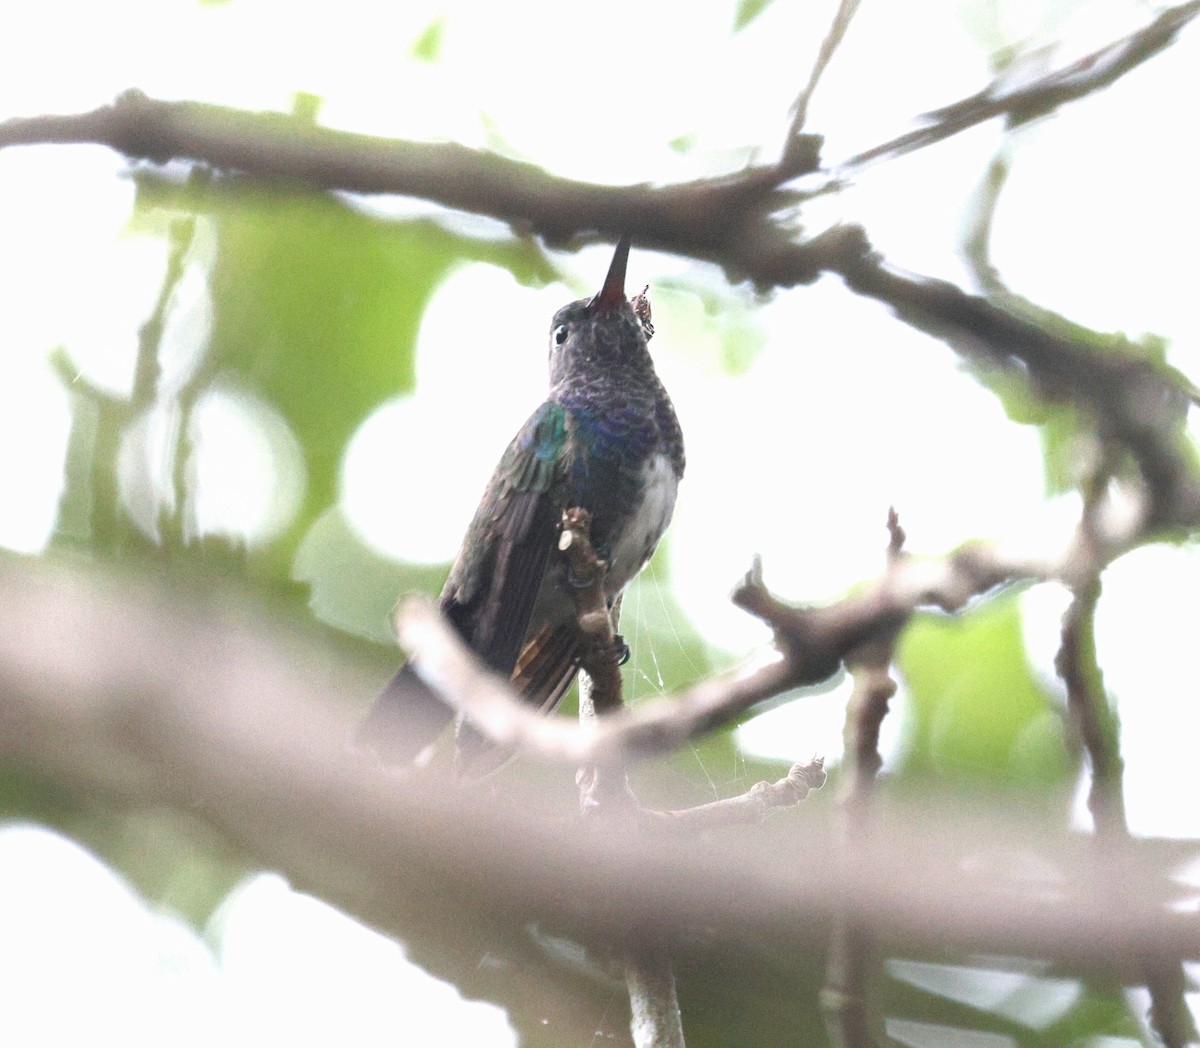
[553,324,569,346]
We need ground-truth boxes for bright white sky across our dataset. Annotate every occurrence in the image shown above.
[2,1,1200,1044]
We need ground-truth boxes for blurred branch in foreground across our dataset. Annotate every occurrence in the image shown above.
[1,554,1196,982]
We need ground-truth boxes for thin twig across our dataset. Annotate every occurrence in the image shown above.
[48,211,196,553]
[1057,575,1125,835]
[396,534,1035,768]
[563,509,685,1048]
[776,0,862,178]
[829,2,1200,176]
[641,759,826,832]
[961,152,1011,296]
[828,243,1200,530]
[560,507,624,716]
[1054,471,1199,1048]
[784,0,861,144]
[823,518,903,1048]
[822,653,897,1048]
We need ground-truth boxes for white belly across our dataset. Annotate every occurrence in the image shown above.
[606,452,679,594]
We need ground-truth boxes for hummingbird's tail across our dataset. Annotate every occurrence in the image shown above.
[453,623,581,779]
[358,625,582,775]
[355,663,455,766]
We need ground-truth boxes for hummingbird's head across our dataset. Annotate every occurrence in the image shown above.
[547,236,653,387]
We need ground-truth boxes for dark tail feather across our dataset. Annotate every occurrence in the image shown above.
[514,624,580,716]
[356,663,455,766]
[454,625,581,779]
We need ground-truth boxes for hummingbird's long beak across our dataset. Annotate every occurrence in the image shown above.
[590,235,631,312]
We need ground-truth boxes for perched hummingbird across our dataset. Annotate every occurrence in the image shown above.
[358,237,685,772]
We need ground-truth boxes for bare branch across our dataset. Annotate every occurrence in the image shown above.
[641,759,826,832]
[6,83,1199,528]
[777,0,862,177]
[0,90,816,287]
[823,523,903,1048]
[397,534,1034,768]
[560,507,624,716]
[1054,471,1199,1048]
[626,956,685,1048]
[562,511,682,1046]
[828,243,1200,530]
[831,2,1200,175]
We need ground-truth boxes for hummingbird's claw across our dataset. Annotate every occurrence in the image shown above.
[612,634,631,665]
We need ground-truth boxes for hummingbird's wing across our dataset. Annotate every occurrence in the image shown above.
[359,403,572,769]
[441,400,570,676]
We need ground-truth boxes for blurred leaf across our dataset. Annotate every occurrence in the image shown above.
[654,284,767,378]
[0,767,82,828]
[959,358,1090,497]
[1037,405,1086,497]
[895,591,1070,788]
[678,946,829,1046]
[733,0,774,33]
[291,91,323,123]
[0,774,248,930]
[883,952,1143,1045]
[130,179,554,592]
[669,133,698,153]
[412,17,445,61]
[293,506,445,644]
[205,194,447,536]
[95,810,249,929]
[721,319,768,376]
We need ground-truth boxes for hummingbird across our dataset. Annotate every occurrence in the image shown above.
[358,237,685,773]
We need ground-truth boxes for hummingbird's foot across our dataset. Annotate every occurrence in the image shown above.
[612,634,631,666]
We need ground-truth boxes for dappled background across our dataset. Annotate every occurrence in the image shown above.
[2,1,1200,1045]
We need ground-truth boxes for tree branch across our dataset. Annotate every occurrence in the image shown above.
[396,533,1038,769]
[822,520,904,1048]
[2,554,1198,980]
[826,239,1200,530]
[0,90,819,287]
[561,509,684,1048]
[830,2,1200,175]
[1054,471,1199,1048]
[7,70,1199,531]
[641,759,826,833]
[776,0,861,178]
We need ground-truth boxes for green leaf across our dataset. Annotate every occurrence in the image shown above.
[293,506,445,644]
[129,178,554,592]
[895,591,1070,789]
[290,91,323,124]
[733,0,774,32]
[411,17,445,62]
